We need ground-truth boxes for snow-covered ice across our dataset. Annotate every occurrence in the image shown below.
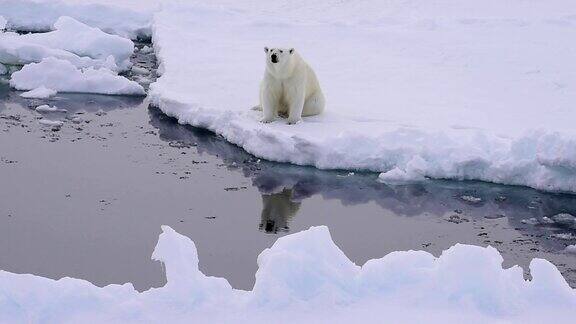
[10,57,145,96]
[148,1,576,194]
[0,16,133,71]
[38,119,64,127]
[35,104,65,113]
[0,225,575,323]
[0,0,156,39]
[20,16,134,70]
[20,86,57,99]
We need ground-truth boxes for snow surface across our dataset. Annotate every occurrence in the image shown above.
[148,0,576,194]
[0,0,156,39]
[10,57,145,96]
[0,16,133,71]
[0,15,6,31]
[0,225,575,323]
[20,86,57,99]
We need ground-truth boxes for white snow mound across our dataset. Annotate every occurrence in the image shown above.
[0,225,575,323]
[10,57,145,96]
[0,16,134,71]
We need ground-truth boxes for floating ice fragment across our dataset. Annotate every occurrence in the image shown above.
[21,86,57,99]
[38,119,63,127]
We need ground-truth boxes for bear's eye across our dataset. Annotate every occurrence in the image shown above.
[279,50,283,53]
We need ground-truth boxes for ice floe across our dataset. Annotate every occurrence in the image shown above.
[0,16,133,71]
[10,57,144,96]
[0,225,575,323]
[148,1,576,194]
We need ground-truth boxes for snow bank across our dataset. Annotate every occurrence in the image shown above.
[148,1,576,194]
[0,225,574,322]
[20,86,57,99]
[10,57,144,96]
[0,16,133,71]
[0,0,156,39]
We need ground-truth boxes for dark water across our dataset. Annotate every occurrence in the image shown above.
[1,77,576,291]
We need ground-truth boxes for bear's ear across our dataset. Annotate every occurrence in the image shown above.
[264,47,269,53]
[289,48,294,54]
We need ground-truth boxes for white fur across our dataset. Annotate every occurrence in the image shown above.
[259,47,325,124]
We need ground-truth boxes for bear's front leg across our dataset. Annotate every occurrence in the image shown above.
[287,86,305,125]
[261,88,277,123]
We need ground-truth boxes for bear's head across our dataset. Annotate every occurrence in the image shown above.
[264,47,294,66]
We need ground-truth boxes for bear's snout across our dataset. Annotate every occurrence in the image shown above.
[271,54,278,63]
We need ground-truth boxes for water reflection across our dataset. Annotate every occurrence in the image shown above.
[259,189,301,234]
[147,106,576,251]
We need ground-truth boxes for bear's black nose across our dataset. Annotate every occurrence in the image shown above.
[271,54,278,63]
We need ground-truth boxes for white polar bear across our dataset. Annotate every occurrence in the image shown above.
[258,47,325,124]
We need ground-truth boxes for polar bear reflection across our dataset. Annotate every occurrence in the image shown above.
[259,189,301,233]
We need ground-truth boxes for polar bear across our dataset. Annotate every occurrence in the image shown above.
[258,47,325,124]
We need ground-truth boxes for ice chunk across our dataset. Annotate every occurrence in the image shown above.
[38,119,63,127]
[0,62,6,75]
[378,167,425,183]
[0,16,134,71]
[131,65,149,75]
[35,104,65,112]
[542,216,555,224]
[551,213,576,228]
[22,16,134,70]
[20,86,57,99]
[0,32,119,71]
[552,233,576,240]
[139,45,153,54]
[10,57,145,96]
[460,195,482,203]
[521,218,539,225]
[565,245,576,254]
